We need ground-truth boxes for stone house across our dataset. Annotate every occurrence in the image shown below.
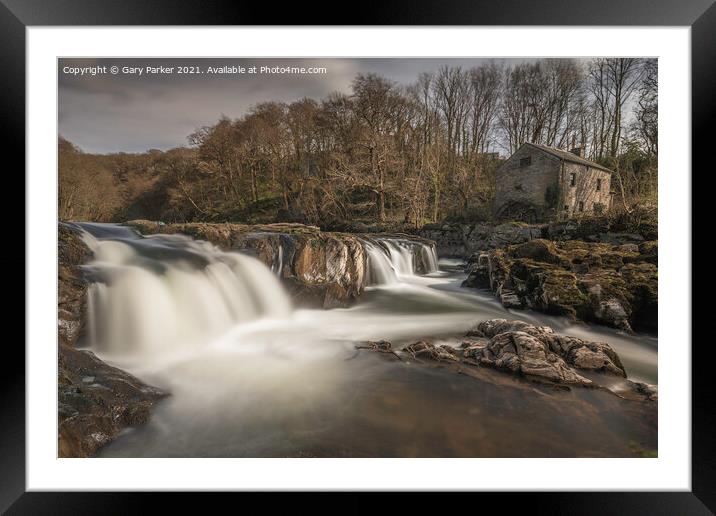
[493,143,613,222]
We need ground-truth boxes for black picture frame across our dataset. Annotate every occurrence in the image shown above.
[4,0,710,513]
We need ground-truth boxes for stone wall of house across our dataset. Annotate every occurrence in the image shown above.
[493,146,561,221]
[560,163,612,217]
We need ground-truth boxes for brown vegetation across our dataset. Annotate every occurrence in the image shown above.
[59,58,657,227]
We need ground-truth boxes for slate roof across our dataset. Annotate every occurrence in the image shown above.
[524,143,613,173]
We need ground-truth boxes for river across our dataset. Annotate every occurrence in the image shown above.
[73,222,658,458]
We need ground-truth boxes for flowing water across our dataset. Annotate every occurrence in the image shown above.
[72,223,657,458]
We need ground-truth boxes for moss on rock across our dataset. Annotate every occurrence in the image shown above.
[464,238,658,333]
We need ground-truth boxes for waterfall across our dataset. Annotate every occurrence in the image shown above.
[364,237,439,285]
[382,240,416,276]
[272,244,284,276]
[364,242,399,285]
[75,223,292,356]
[420,243,439,273]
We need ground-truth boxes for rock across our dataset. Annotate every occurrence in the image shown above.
[417,212,656,259]
[499,289,523,309]
[545,209,656,244]
[126,220,368,308]
[618,243,640,253]
[58,222,92,346]
[467,330,593,385]
[463,239,658,332]
[510,239,569,266]
[58,344,167,457]
[125,221,438,309]
[362,319,629,391]
[354,340,403,360]
[623,380,658,401]
[283,278,358,309]
[475,319,626,377]
[637,241,658,265]
[402,341,460,362]
[419,221,544,258]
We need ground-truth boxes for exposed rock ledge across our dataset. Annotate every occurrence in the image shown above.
[462,239,657,333]
[125,220,436,309]
[418,216,656,258]
[357,318,656,401]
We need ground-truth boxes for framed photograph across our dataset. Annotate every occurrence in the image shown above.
[6,0,711,512]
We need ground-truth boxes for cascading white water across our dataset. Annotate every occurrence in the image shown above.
[364,237,440,285]
[76,223,292,356]
[364,242,399,285]
[272,245,284,276]
[420,244,439,273]
[382,240,416,276]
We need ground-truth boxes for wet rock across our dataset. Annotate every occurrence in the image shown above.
[354,340,403,360]
[465,331,593,385]
[58,344,167,457]
[58,222,92,346]
[475,319,626,377]
[621,380,658,401]
[126,221,439,308]
[364,319,628,391]
[126,220,367,308]
[463,239,657,332]
[283,278,358,309]
[402,341,460,362]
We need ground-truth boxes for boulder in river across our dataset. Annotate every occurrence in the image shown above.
[472,319,626,378]
[355,319,652,399]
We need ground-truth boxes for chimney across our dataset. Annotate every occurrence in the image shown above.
[570,147,584,158]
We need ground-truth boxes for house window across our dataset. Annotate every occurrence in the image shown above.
[596,178,602,191]
[520,157,531,167]
[578,201,584,212]
[570,173,576,187]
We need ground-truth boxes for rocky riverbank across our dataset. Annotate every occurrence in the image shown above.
[126,220,437,308]
[463,239,658,333]
[418,213,657,258]
[58,344,167,457]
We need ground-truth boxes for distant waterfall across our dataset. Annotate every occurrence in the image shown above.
[364,237,439,285]
[76,223,292,356]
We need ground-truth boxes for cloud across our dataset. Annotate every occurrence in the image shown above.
[58,57,539,153]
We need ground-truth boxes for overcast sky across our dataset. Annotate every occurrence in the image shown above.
[59,57,563,154]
